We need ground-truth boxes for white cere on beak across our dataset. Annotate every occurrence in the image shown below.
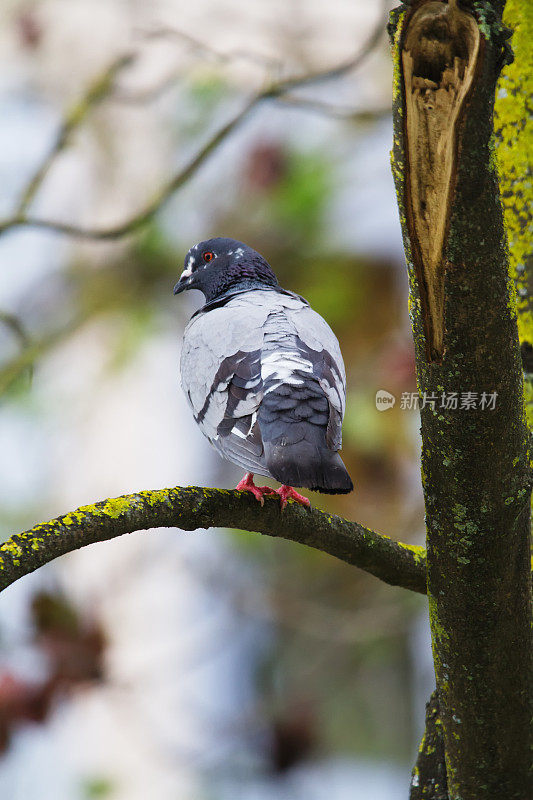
[180,255,195,280]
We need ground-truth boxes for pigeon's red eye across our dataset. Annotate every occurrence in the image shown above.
[203,251,214,263]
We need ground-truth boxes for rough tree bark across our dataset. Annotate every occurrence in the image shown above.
[389,1,532,798]
[410,692,448,800]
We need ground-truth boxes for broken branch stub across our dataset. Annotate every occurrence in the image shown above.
[402,0,480,361]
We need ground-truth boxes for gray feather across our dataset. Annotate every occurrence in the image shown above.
[180,289,350,489]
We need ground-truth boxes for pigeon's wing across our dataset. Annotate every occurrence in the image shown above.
[180,298,272,476]
[285,302,346,451]
[213,349,267,474]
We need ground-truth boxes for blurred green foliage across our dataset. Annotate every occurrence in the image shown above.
[82,777,114,799]
[267,151,333,245]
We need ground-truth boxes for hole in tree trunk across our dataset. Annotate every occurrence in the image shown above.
[401,0,481,362]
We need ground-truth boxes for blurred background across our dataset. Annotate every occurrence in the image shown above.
[0,1,432,798]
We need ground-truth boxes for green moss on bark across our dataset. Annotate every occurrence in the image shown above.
[0,486,428,595]
[494,1,533,430]
[391,2,532,798]
[410,691,449,800]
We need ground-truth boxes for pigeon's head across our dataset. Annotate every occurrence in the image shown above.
[173,237,279,302]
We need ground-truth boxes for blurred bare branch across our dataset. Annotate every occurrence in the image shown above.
[265,4,386,94]
[0,310,34,388]
[0,96,257,241]
[0,4,387,242]
[112,71,182,104]
[0,311,31,348]
[145,26,284,73]
[0,313,91,396]
[15,54,135,217]
[277,96,391,121]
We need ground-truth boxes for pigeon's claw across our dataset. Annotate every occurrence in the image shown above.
[276,485,311,510]
[235,473,276,506]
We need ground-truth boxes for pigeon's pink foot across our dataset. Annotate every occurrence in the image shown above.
[235,473,276,506]
[276,485,311,510]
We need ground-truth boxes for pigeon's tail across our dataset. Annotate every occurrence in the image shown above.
[264,441,353,494]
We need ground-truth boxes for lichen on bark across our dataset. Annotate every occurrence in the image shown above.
[0,486,428,595]
[494,0,533,420]
[390,1,532,797]
[410,691,449,800]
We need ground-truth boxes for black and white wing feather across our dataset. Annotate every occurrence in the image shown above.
[180,299,271,477]
[286,302,346,450]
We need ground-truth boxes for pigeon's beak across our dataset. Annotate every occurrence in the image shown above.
[173,273,192,295]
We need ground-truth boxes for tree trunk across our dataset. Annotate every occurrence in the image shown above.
[389,2,532,797]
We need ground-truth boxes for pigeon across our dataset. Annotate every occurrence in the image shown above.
[174,237,353,508]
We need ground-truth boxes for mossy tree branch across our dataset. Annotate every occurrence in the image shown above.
[390,1,532,798]
[0,486,427,595]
